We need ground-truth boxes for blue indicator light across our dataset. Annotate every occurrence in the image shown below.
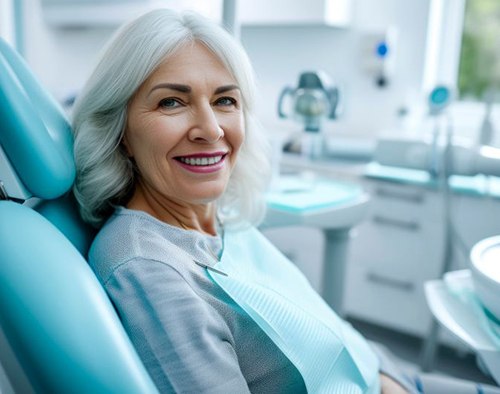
[376,42,388,57]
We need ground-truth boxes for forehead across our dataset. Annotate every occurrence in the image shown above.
[144,41,236,86]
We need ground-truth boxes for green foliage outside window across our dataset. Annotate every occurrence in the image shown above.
[458,0,500,100]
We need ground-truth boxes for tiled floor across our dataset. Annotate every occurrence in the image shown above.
[348,317,498,387]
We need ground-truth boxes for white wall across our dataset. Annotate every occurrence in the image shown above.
[21,0,116,103]
[241,0,432,138]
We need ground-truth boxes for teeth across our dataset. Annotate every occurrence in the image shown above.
[179,155,223,166]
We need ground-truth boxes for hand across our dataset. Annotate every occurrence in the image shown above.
[380,373,409,394]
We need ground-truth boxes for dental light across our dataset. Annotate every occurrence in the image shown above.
[278,71,341,159]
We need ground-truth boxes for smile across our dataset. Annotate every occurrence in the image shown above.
[174,152,229,174]
[177,155,224,166]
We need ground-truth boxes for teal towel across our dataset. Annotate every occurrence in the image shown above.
[266,176,363,213]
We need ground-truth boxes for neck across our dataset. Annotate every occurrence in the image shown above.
[126,183,218,236]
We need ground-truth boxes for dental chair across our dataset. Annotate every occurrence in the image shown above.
[0,38,158,393]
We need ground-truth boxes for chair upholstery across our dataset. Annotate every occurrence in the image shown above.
[0,38,74,201]
[0,38,158,393]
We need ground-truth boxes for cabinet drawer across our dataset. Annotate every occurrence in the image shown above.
[344,179,446,337]
[373,184,426,204]
[344,263,432,336]
[344,263,472,350]
[349,218,445,281]
[365,180,442,219]
[371,214,421,232]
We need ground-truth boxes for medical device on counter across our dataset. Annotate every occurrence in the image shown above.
[278,71,341,160]
[374,85,500,178]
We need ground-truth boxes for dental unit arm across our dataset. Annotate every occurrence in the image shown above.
[374,138,500,177]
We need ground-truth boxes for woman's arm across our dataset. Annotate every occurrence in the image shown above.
[380,373,410,394]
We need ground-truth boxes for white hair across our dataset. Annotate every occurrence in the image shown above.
[72,9,271,228]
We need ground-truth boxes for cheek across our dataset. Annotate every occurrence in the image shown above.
[230,116,246,153]
[127,117,180,158]
[235,130,245,155]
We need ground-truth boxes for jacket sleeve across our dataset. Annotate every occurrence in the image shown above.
[104,258,251,394]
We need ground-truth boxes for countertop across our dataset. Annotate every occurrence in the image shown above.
[280,152,500,199]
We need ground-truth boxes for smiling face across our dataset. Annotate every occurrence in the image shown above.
[123,41,245,215]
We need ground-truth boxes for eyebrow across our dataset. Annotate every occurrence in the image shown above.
[148,83,191,96]
[214,84,240,94]
[148,83,240,97]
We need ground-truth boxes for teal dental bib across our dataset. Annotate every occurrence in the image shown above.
[207,227,380,394]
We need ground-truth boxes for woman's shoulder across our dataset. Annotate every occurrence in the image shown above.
[88,207,188,282]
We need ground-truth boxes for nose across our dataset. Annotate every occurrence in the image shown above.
[188,103,224,143]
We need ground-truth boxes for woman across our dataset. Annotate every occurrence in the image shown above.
[72,9,499,394]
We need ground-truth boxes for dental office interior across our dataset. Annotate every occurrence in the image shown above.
[1,0,500,392]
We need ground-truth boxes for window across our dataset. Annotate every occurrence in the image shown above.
[457,0,500,100]
[425,0,500,145]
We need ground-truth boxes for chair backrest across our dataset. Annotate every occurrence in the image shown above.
[0,38,158,393]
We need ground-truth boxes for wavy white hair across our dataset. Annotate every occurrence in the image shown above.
[72,8,271,228]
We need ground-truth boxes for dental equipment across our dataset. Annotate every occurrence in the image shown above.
[385,86,500,374]
[374,84,500,178]
[419,85,458,371]
[278,71,341,159]
[374,139,500,178]
[0,37,158,393]
[470,236,500,322]
[478,89,497,147]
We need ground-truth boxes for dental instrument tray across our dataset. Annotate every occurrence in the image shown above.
[425,270,500,384]
[470,236,500,322]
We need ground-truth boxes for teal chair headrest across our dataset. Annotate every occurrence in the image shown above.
[0,38,75,200]
[0,37,93,262]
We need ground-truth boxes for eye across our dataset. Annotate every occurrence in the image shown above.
[158,98,182,109]
[215,96,237,107]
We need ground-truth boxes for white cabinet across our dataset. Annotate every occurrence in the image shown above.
[239,0,352,27]
[41,0,223,27]
[41,0,352,28]
[344,178,447,337]
[343,176,500,342]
